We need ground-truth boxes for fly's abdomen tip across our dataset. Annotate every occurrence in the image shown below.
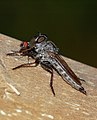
[79,87,87,95]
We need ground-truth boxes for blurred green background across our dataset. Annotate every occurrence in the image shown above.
[0,0,97,67]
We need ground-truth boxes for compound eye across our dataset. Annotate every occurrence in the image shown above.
[23,42,28,48]
[20,42,28,48]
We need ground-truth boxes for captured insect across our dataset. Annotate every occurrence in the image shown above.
[7,33,87,96]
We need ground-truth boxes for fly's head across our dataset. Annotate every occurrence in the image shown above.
[18,41,30,56]
[20,41,29,51]
[19,41,30,53]
[18,33,47,57]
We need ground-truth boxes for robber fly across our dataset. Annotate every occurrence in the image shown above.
[7,33,87,96]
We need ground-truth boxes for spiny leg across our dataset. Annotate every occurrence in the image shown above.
[12,59,39,70]
[41,63,55,96]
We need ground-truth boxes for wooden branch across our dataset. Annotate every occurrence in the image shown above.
[0,33,97,120]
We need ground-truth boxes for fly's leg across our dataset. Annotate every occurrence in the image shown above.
[49,69,55,96]
[7,50,20,56]
[41,63,55,96]
[12,59,39,70]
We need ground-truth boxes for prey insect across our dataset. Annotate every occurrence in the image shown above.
[7,33,87,96]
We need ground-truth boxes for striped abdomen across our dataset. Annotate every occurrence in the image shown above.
[49,52,86,95]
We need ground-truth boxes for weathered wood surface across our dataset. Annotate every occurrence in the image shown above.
[0,33,97,120]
